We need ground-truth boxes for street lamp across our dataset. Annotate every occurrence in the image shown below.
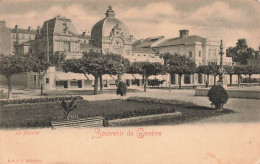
[217,40,227,88]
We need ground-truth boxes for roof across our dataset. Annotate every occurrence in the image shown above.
[132,36,164,48]
[14,40,36,47]
[41,16,78,36]
[9,28,37,35]
[91,6,129,46]
[153,35,206,47]
[132,47,157,54]
[80,43,101,51]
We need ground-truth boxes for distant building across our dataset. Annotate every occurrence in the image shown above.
[131,36,164,63]
[152,30,234,86]
[247,46,260,69]
[0,20,11,55]
[10,25,37,55]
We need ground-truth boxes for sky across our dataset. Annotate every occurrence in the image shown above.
[0,0,259,49]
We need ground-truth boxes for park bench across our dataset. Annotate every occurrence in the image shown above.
[50,116,105,129]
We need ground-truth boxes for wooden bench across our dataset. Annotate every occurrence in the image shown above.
[50,116,105,129]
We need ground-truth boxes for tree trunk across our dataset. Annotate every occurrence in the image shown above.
[144,76,148,92]
[99,75,103,93]
[40,78,43,96]
[94,76,98,95]
[214,75,216,86]
[178,74,182,89]
[206,74,210,88]
[7,75,12,99]
[230,74,232,86]
[118,74,122,82]
[238,74,241,86]
[169,81,171,92]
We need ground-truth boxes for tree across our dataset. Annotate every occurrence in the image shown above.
[27,53,66,95]
[243,65,257,83]
[104,53,130,86]
[226,39,255,65]
[62,55,102,95]
[224,65,235,86]
[83,51,107,93]
[168,54,196,89]
[129,62,166,92]
[62,51,130,95]
[234,65,246,86]
[197,65,218,88]
[160,52,174,65]
[0,54,31,99]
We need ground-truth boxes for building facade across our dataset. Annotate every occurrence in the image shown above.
[152,30,234,86]
[1,6,239,92]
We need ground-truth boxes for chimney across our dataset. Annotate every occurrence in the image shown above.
[179,29,189,38]
[28,26,31,31]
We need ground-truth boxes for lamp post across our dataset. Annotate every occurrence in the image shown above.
[217,40,227,88]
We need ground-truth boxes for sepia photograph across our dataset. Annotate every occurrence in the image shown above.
[0,0,259,163]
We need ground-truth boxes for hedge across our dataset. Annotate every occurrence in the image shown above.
[0,96,83,106]
[103,106,175,120]
[127,97,196,106]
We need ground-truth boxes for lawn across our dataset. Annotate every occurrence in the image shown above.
[0,99,234,128]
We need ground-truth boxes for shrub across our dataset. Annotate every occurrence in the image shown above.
[207,85,228,109]
[116,81,127,97]
[58,99,78,119]
[0,96,83,106]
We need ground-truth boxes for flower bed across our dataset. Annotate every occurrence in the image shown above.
[108,112,182,126]
[103,106,176,120]
[0,96,83,106]
[127,97,196,106]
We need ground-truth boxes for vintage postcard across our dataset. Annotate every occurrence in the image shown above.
[0,0,260,163]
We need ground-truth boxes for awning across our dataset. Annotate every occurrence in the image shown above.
[148,75,165,80]
[122,74,135,80]
[55,72,94,80]
[132,74,143,79]
[102,74,115,80]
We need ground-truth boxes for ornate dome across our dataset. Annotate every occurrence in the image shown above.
[91,6,130,44]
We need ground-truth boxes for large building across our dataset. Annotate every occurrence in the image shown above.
[0,6,239,92]
[152,30,233,86]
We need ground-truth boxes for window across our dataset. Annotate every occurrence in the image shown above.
[184,74,191,84]
[46,78,49,84]
[56,81,64,87]
[70,80,78,86]
[208,49,211,57]
[22,35,25,39]
[13,34,16,39]
[63,42,70,51]
[189,51,192,57]
[213,49,216,56]
[198,51,201,57]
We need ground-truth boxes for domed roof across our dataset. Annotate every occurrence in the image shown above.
[91,6,129,41]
